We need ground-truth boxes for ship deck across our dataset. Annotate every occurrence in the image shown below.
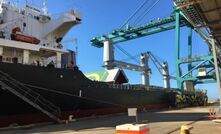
[0,106,220,134]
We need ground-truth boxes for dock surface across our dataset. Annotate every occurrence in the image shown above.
[1,106,221,134]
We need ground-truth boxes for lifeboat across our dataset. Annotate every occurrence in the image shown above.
[11,27,40,45]
[11,34,40,44]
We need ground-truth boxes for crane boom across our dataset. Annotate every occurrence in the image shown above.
[146,51,176,88]
[147,51,164,76]
[91,14,188,48]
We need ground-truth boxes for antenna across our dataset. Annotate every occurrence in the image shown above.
[25,0,28,5]
[0,0,6,4]
[15,0,19,7]
[0,0,6,12]
[75,45,78,65]
[42,1,48,15]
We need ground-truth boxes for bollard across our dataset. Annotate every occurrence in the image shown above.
[208,108,217,120]
[180,125,192,134]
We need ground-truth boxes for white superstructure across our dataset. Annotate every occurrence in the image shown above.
[0,0,81,68]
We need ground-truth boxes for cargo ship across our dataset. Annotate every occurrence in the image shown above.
[0,0,194,127]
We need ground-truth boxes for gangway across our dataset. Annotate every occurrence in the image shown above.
[0,70,62,123]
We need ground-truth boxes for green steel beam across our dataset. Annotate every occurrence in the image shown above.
[175,10,183,90]
[91,15,188,47]
[181,60,209,78]
[182,77,198,81]
[186,76,214,81]
[179,56,213,64]
[195,80,217,84]
[182,76,216,85]
[192,64,214,70]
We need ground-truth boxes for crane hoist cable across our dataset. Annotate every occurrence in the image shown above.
[147,51,176,80]
[147,51,164,75]
[120,0,150,29]
[133,0,161,26]
[115,45,140,64]
[116,0,162,66]
[120,53,141,63]
[151,50,164,63]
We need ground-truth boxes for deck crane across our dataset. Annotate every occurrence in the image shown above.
[147,51,176,89]
[103,46,151,86]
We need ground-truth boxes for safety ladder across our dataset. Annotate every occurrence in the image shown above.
[0,70,62,123]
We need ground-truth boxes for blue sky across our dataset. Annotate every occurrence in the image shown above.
[15,0,219,99]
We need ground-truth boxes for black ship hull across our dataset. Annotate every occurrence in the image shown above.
[0,62,176,127]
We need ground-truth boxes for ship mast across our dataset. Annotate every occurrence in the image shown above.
[15,0,19,7]
[42,1,48,15]
[0,0,6,13]
[0,0,6,4]
[25,0,28,5]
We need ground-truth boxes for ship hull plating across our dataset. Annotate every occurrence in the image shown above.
[0,62,176,127]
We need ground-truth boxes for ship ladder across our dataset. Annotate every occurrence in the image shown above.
[0,70,62,123]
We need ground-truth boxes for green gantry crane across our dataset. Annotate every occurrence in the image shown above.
[90,0,220,91]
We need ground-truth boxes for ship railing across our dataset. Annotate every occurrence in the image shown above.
[0,70,62,122]
[107,83,147,90]
[51,9,81,21]
[107,84,129,90]
[107,83,168,91]
[69,9,81,19]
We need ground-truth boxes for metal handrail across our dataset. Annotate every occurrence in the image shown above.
[0,70,61,120]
